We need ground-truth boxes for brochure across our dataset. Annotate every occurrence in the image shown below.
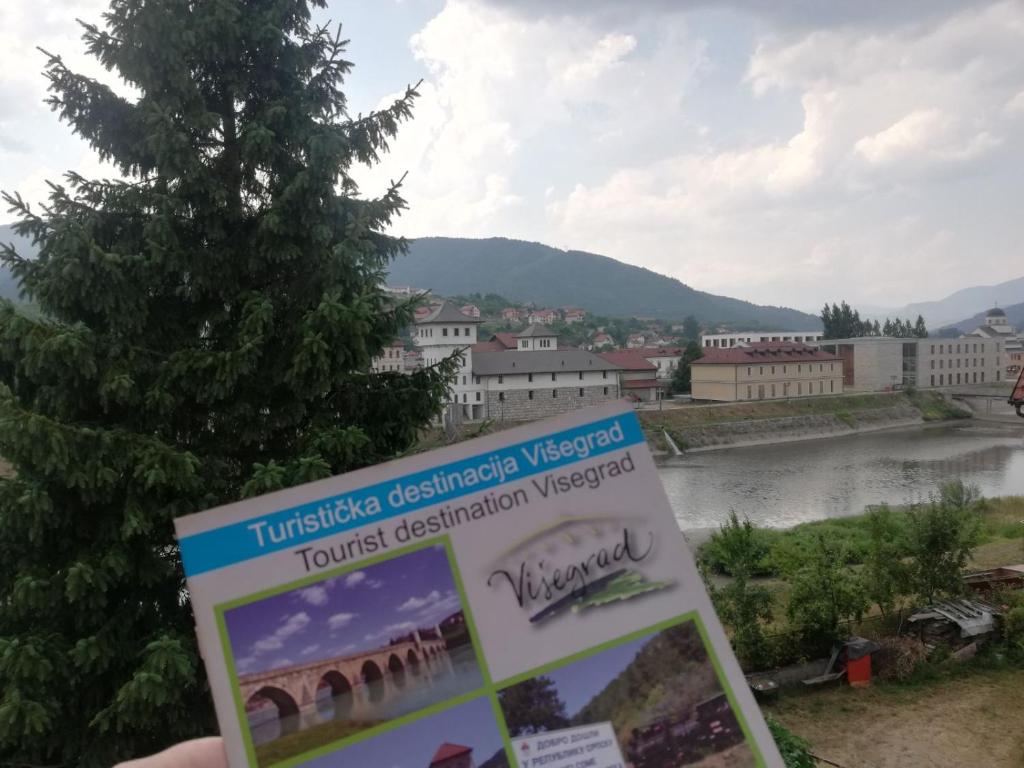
[175,401,783,768]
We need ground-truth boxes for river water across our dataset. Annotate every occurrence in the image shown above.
[660,423,1024,537]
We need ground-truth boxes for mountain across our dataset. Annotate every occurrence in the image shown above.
[886,275,1024,328]
[392,237,820,328]
[943,302,1024,334]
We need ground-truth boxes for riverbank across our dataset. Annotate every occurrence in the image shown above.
[642,391,970,455]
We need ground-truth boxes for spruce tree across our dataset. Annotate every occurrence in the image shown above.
[0,2,454,764]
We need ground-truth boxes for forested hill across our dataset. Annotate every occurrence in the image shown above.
[0,224,27,301]
[394,237,820,327]
[572,621,720,739]
[944,302,1024,334]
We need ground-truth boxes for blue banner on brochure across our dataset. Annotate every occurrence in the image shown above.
[179,412,645,576]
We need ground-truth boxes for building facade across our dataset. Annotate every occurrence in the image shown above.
[701,330,824,348]
[691,343,843,401]
[413,301,484,419]
[371,340,405,373]
[599,349,660,401]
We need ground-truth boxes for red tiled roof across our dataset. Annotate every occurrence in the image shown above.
[692,342,839,365]
[622,378,660,388]
[493,332,518,349]
[636,346,685,357]
[430,744,472,764]
[472,341,506,352]
[598,350,657,371]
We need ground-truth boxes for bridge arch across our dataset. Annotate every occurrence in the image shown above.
[317,671,354,717]
[361,660,385,703]
[387,653,406,687]
[245,685,301,739]
[406,648,421,674]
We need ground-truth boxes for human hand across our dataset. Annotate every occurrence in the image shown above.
[114,737,227,768]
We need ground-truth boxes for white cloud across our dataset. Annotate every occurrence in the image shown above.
[344,571,366,588]
[364,621,417,642]
[398,590,441,612]
[300,644,321,656]
[327,612,357,630]
[298,585,329,606]
[248,612,311,663]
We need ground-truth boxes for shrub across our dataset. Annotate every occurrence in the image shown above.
[767,716,816,768]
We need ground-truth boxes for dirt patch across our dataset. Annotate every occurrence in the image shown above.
[767,668,1024,768]
[688,743,758,768]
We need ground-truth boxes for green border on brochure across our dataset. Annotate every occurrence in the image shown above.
[214,536,492,768]
[492,610,768,768]
[216,541,767,768]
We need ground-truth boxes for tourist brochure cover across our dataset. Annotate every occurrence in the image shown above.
[174,400,783,768]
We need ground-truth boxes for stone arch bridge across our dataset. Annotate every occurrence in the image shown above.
[239,634,449,722]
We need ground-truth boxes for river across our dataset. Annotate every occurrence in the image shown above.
[660,422,1024,538]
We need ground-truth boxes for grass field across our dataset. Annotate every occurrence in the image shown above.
[768,666,1024,768]
[254,719,381,766]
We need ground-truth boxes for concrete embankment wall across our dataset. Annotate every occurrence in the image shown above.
[664,404,922,452]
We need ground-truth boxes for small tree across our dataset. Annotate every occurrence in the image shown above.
[499,677,570,737]
[784,534,867,652]
[705,512,773,669]
[862,505,909,619]
[670,340,703,394]
[905,481,981,602]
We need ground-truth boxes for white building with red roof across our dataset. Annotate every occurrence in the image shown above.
[501,307,524,322]
[460,303,481,318]
[528,308,558,325]
[598,349,660,402]
[563,307,586,323]
[429,742,475,768]
[691,342,842,401]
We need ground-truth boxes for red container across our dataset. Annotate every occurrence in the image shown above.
[846,653,872,687]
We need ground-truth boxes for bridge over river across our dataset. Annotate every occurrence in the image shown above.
[239,632,450,727]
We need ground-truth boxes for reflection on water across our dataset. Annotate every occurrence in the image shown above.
[661,424,1024,533]
[248,646,481,746]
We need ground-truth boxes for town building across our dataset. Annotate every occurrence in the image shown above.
[413,301,483,419]
[371,340,405,373]
[590,332,614,350]
[814,333,1006,391]
[563,308,586,323]
[514,323,558,350]
[626,333,647,348]
[501,307,524,322]
[690,342,843,402]
[635,346,685,380]
[598,350,661,402]
[701,330,824,348]
[430,743,475,768]
[460,304,481,319]
[528,308,558,325]
[968,307,1015,342]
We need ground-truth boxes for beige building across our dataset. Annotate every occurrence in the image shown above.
[691,342,843,402]
[371,340,406,373]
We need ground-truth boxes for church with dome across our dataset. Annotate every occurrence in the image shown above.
[968,306,1016,340]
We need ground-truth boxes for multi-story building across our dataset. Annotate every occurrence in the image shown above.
[413,301,483,419]
[690,342,843,402]
[528,308,558,325]
[635,346,684,380]
[814,330,1006,391]
[701,330,824,348]
[590,332,614,350]
[460,304,481,319]
[564,308,586,323]
[626,333,646,348]
[514,324,558,350]
[501,307,523,322]
[371,340,406,373]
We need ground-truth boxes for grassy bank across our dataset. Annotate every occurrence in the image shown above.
[700,496,1024,578]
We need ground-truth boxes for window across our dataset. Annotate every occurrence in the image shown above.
[973,372,977,383]
[498,374,504,383]
[462,375,466,385]
[603,386,609,395]
[551,372,557,381]
[747,366,751,376]
[957,359,961,368]
[939,359,944,369]
[931,374,935,386]
[931,344,935,354]
[579,388,585,397]
[453,327,459,336]
[771,384,776,397]
[939,344,944,353]
[528,390,534,400]
[930,360,935,369]
[442,328,448,337]
[528,373,533,382]
[520,340,528,349]
[475,392,481,401]
[465,327,470,336]
[760,367,764,375]
[830,363,834,371]
[956,373,961,384]
[797,382,802,395]
[771,366,775,374]
[747,385,752,399]
[552,389,558,398]
[981,372,985,383]
[602,370,608,379]
[498,392,504,401]
[939,374,944,385]
[462,393,467,402]
[819,364,823,372]
[830,380,834,393]
[973,343,978,353]
[578,371,583,380]
[818,381,823,393]
[474,376,480,384]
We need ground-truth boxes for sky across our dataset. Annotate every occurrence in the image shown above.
[304,696,505,768]
[1,1,1022,312]
[538,632,652,717]
[223,545,461,675]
